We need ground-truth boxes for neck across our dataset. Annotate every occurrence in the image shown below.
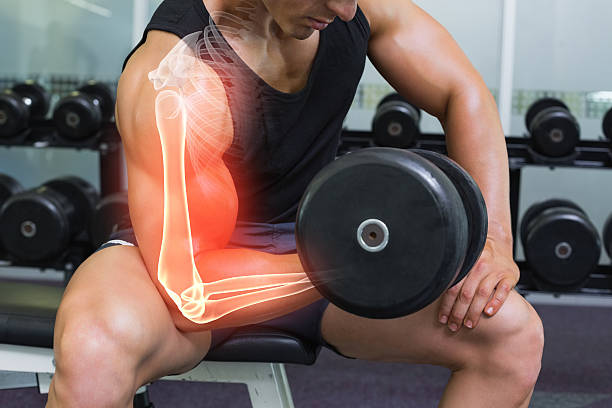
[203,0,291,41]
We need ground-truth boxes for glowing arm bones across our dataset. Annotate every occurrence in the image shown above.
[151,43,314,324]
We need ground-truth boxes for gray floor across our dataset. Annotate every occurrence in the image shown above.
[1,302,612,407]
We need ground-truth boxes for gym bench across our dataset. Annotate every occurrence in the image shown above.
[0,280,321,408]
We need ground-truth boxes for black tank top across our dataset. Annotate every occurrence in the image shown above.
[123,0,370,223]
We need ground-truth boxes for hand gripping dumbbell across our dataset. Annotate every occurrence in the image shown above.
[0,176,99,262]
[520,199,600,291]
[525,98,580,158]
[0,80,50,140]
[89,191,130,249]
[53,81,114,143]
[372,93,421,149]
[295,147,488,318]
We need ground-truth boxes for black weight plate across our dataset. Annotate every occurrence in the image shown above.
[524,207,600,288]
[79,81,114,121]
[90,191,129,248]
[603,213,612,259]
[296,147,468,319]
[411,150,488,286]
[520,199,585,250]
[377,93,422,121]
[603,107,612,140]
[372,105,420,148]
[0,174,23,207]
[525,98,569,130]
[530,107,580,157]
[12,81,50,119]
[0,189,72,261]
[53,92,103,141]
[43,177,99,234]
[0,90,29,138]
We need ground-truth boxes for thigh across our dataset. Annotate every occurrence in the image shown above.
[320,289,537,368]
[55,245,212,385]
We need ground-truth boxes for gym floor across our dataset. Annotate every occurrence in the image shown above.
[1,298,611,407]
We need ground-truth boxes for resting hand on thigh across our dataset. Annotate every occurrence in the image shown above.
[437,235,519,332]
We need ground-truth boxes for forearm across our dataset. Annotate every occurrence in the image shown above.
[440,86,513,253]
[170,249,320,332]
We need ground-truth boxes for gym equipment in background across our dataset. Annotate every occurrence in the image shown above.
[520,199,601,291]
[295,147,487,319]
[525,98,580,158]
[603,213,612,261]
[372,93,421,149]
[89,191,130,249]
[0,176,99,262]
[602,107,612,143]
[0,80,50,141]
[0,173,24,257]
[53,81,114,144]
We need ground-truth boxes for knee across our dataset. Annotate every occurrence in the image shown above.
[52,300,144,407]
[476,291,544,393]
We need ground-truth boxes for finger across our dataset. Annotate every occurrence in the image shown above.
[438,279,463,325]
[484,278,514,317]
[447,275,482,332]
[463,276,498,329]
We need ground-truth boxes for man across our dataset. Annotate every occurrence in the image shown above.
[47,0,544,407]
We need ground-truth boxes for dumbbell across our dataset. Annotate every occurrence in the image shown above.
[90,191,130,249]
[0,174,24,256]
[296,147,488,319]
[372,93,421,149]
[520,199,600,291]
[53,81,114,142]
[603,214,612,261]
[603,107,612,142]
[0,176,99,262]
[0,80,50,139]
[0,173,23,208]
[525,98,580,158]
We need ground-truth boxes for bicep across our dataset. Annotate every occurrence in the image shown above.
[363,0,483,119]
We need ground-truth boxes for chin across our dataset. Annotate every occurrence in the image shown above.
[292,26,316,40]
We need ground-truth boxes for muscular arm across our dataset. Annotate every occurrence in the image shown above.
[116,30,320,332]
[359,0,519,326]
[360,0,512,248]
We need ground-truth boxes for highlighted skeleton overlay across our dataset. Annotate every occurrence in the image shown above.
[149,27,314,324]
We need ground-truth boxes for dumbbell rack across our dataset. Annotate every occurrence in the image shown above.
[340,130,612,296]
[0,122,123,275]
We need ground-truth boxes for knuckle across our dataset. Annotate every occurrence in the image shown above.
[477,285,491,298]
[452,311,464,321]
[460,289,473,303]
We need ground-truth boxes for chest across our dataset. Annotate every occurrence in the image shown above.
[227,32,320,94]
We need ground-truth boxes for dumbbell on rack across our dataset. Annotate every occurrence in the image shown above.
[372,93,421,149]
[89,191,130,249]
[53,81,114,145]
[0,174,24,258]
[525,98,580,158]
[0,176,99,263]
[520,199,601,291]
[603,107,612,143]
[603,214,612,262]
[0,80,50,142]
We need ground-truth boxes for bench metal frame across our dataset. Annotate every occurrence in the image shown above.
[0,343,295,408]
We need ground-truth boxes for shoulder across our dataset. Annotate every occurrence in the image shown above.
[358,0,417,38]
[116,30,181,138]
